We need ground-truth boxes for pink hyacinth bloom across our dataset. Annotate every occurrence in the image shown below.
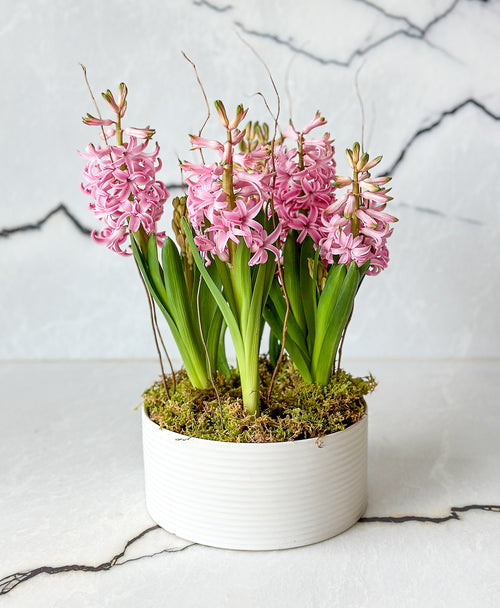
[80,135,169,255]
[272,117,337,249]
[328,229,371,266]
[182,131,276,266]
[249,225,281,266]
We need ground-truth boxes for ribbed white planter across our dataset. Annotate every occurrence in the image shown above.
[142,408,367,550]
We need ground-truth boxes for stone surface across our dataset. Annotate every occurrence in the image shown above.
[0,359,499,607]
[1,0,499,359]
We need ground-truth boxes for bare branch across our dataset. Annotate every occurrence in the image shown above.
[182,51,211,163]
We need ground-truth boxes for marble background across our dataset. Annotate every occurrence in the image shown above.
[1,0,499,362]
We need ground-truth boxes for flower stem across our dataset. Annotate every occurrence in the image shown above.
[222,129,238,264]
[240,351,260,416]
[351,168,360,238]
[116,114,123,146]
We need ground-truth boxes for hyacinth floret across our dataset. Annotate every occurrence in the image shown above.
[80,85,169,255]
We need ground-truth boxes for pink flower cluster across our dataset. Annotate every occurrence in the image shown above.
[80,135,169,255]
[320,169,395,275]
[272,116,396,276]
[272,113,337,246]
[182,131,279,266]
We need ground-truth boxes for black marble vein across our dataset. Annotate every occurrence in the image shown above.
[355,0,462,37]
[234,0,457,71]
[0,505,498,596]
[193,0,233,12]
[360,504,500,524]
[384,98,500,176]
[0,525,194,596]
[395,201,483,226]
[0,203,92,239]
[234,0,496,70]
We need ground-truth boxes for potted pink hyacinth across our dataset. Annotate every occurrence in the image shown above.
[79,81,396,550]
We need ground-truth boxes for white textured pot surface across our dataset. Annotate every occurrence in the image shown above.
[142,408,368,550]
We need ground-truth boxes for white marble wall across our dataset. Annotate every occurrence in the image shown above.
[1,0,499,361]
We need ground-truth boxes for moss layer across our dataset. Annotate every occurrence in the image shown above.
[143,358,376,443]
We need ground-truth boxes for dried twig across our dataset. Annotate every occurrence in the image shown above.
[354,63,366,154]
[134,258,171,399]
[79,64,109,145]
[181,51,210,163]
[150,296,176,394]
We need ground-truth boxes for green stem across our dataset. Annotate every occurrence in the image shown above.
[116,115,123,146]
[352,168,360,238]
[239,348,260,416]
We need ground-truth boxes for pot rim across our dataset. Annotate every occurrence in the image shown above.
[142,405,367,448]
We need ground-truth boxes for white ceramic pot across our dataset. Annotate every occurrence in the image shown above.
[142,408,367,550]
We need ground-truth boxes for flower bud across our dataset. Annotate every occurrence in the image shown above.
[245,122,253,140]
[333,176,353,188]
[230,129,245,146]
[228,104,249,130]
[356,152,370,171]
[352,142,360,164]
[102,89,120,114]
[346,148,355,169]
[255,123,265,145]
[359,181,380,192]
[365,176,392,186]
[82,114,114,127]
[117,83,128,117]
[123,126,156,139]
[214,100,229,128]
[99,128,116,140]
[307,257,315,279]
[363,155,383,171]
[117,83,128,107]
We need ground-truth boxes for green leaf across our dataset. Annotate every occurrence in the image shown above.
[131,236,173,328]
[214,257,237,315]
[162,237,201,349]
[182,218,244,359]
[313,262,359,385]
[268,281,308,357]
[283,231,307,334]
[217,325,231,378]
[145,235,170,313]
[205,307,224,372]
[269,331,280,367]
[244,255,273,354]
[131,236,206,389]
[263,303,313,383]
[313,263,346,362]
[196,263,219,339]
[233,241,252,325]
[299,236,317,355]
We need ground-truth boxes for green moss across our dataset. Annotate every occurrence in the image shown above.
[143,357,376,443]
